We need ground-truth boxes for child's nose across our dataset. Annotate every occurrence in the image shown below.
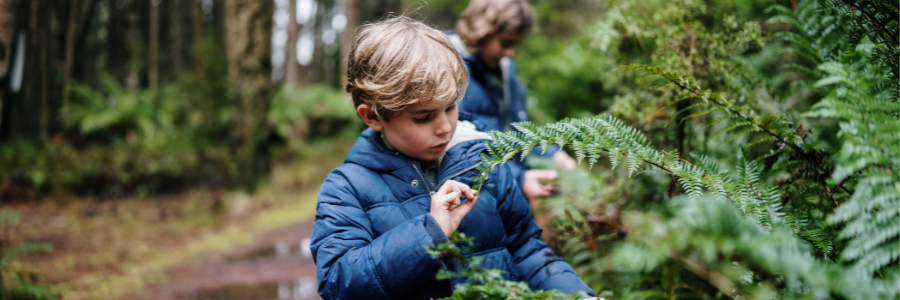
[503,48,515,58]
[435,113,452,136]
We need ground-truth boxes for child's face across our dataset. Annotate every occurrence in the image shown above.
[477,32,525,69]
[360,100,459,162]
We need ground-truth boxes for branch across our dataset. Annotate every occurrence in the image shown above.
[670,252,739,298]
[623,65,844,209]
[839,0,899,45]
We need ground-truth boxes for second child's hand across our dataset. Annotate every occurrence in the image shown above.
[430,180,479,237]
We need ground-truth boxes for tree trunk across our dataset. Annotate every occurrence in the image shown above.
[224,0,274,191]
[0,0,13,78]
[36,0,48,138]
[192,0,205,78]
[124,0,142,89]
[0,0,15,138]
[2,0,42,141]
[168,0,185,79]
[149,0,160,89]
[339,0,357,88]
[61,0,79,117]
[284,0,299,86]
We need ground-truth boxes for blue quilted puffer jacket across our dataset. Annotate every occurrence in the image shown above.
[310,113,595,299]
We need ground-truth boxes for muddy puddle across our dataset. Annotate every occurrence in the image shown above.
[227,239,312,262]
[140,222,320,300]
[176,277,319,300]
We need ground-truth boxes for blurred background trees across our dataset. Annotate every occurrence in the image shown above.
[0,0,483,197]
[0,0,896,299]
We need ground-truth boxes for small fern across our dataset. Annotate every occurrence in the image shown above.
[427,233,594,300]
[0,209,53,300]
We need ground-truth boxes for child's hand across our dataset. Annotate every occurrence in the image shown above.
[522,170,557,203]
[553,151,577,170]
[430,180,479,237]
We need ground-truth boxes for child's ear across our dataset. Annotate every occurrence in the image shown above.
[357,104,384,131]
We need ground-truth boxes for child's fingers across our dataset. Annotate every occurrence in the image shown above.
[455,193,479,215]
[465,193,478,209]
[450,194,461,210]
[435,191,460,207]
[441,180,473,195]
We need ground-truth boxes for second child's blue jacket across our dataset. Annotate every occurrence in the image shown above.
[310,113,594,299]
[445,31,559,186]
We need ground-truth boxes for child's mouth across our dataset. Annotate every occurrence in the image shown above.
[430,142,448,151]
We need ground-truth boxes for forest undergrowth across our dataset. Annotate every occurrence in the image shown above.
[432,1,898,299]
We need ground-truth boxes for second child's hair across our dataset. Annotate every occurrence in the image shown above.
[455,0,533,52]
[346,16,467,121]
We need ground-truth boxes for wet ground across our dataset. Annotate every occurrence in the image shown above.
[135,221,322,300]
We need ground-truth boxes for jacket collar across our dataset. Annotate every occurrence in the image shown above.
[446,32,472,60]
[343,112,490,175]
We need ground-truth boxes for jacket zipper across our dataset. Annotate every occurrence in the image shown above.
[409,160,435,195]
[412,160,482,196]
[437,162,483,189]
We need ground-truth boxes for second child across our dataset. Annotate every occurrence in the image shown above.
[448,0,578,203]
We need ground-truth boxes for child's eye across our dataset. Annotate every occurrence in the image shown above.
[414,115,433,123]
[446,104,457,112]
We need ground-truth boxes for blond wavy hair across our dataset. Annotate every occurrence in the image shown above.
[345,17,467,121]
[455,0,533,53]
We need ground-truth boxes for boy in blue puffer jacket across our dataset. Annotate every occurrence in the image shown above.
[446,0,578,203]
[310,16,596,300]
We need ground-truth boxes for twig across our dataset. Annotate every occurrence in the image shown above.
[665,75,843,208]
[840,0,898,45]
[661,149,716,184]
[670,252,739,298]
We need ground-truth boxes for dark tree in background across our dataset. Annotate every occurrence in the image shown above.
[225,0,274,191]
[0,0,14,135]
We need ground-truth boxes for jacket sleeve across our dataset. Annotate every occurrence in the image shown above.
[494,164,596,296]
[310,170,449,300]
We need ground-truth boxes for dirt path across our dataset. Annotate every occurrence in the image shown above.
[134,220,322,300]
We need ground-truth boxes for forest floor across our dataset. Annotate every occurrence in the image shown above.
[4,141,351,300]
[132,215,321,300]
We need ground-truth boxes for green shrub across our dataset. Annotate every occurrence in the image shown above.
[0,210,53,300]
[442,0,898,299]
[267,84,362,151]
[1,74,236,196]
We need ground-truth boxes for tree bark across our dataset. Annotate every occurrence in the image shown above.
[62,0,79,117]
[37,0,48,138]
[284,0,299,86]
[149,0,160,89]
[339,0,357,88]
[0,0,15,138]
[224,0,274,191]
[168,0,185,78]
[192,0,205,78]
[124,0,142,89]
[0,0,13,78]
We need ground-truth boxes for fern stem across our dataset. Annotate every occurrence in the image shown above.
[660,149,716,184]
[636,65,844,209]
[838,0,899,45]
[669,252,738,298]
